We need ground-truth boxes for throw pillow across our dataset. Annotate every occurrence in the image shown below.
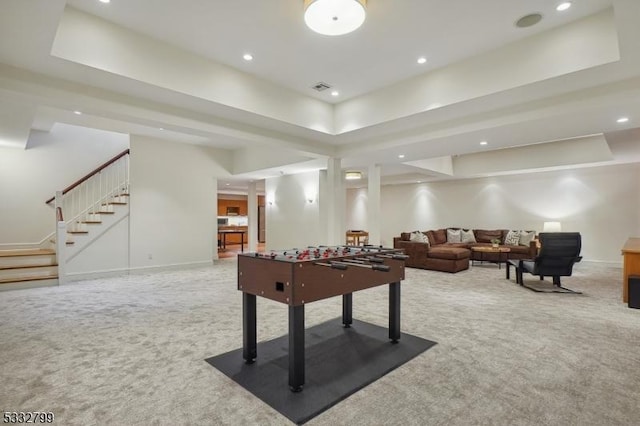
[461,229,476,243]
[410,231,429,244]
[432,229,447,244]
[504,230,520,246]
[475,229,502,243]
[519,230,536,246]
[447,229,462,243]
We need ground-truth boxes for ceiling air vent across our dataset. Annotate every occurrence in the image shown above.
[311,82,332,92]
[515,13,542,28]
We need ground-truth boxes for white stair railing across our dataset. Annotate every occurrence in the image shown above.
[58,153,129,234]
[48,150,130,283]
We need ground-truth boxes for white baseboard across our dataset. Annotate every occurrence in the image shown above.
[65,260,215,282]
[126,260,214,273]
[579,259,622,267]
[65,267,131,282]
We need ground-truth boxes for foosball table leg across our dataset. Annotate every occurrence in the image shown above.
[242,293,257,364]
[389,282,401,343]
[289,305,305,392]
[342,293,353,328]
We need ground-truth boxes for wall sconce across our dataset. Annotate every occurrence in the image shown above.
[345,171,362,180]
[266,194,275,206]
[543,221,562,232]
[305,192,317,204]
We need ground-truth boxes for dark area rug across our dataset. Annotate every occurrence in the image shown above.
[205,318,436,425]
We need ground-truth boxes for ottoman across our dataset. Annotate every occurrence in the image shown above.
[426,247,470,273]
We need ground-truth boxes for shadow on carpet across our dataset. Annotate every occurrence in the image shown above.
[205,318,436,425]
[522,280,582,294]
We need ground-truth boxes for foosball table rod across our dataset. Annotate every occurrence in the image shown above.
[331,260,391,272]
[314,262,348,270]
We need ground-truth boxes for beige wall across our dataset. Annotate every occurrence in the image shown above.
[347,163,640,263]
[129,135,231,268]
[0,123,128,245]
[265,171,321,250]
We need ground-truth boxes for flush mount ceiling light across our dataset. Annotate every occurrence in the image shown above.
[345,171,362,180]
[304,0,367,36]
[556,2,572,12]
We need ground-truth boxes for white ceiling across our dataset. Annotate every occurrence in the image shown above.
[65,0,613,102]
[1,0,639,193]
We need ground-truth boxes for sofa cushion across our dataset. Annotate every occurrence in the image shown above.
[395,240,429,256]
[442,242,471,249]
[461,229,476,243]
[431,229,447,245]
[447,228,462,243]
[474,229,503,243]
[504,230,520,245]
[508,245,531,255]
[429,246,470,260]
[519,230,536,246]
[410,231,429,243]
[426,231,436,245]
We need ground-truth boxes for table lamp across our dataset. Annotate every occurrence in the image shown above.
[543,221,562,232]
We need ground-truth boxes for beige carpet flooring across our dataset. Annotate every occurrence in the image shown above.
[1,260,638,425]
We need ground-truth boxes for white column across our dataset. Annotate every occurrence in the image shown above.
[54,191,66,285]
[367,164,381,246]
[248,181,258,252]
[321,158,345,245]
[212,181,219,260]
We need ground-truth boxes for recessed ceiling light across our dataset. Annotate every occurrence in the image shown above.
[480,141,488,146]
[159,127,164,131]
[225,183,230,186]
[243,53,253,61]
[416,180,422,183]
[617,117,629,123]
[99,0,110,3]
[398,154,405,159]
[73,110,82,115]
[331,90,339,97]
[417,57,427,65]
[556,2,572,12]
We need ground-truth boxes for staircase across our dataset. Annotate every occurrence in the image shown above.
[0,150,130,291]
[63,192,130,262]
[0,249,59,290]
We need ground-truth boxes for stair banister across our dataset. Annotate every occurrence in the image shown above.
[45,149,130,205]
[45,149,130,284]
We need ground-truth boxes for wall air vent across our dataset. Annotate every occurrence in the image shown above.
[311,82,332,92]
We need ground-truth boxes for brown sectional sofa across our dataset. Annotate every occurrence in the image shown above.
[393,228,537,273]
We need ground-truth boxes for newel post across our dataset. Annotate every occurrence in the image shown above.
[54,191,66,285]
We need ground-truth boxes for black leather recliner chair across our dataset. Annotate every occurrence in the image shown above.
[516,232,582,293]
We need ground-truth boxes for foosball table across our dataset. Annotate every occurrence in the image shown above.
[238,245,407,392]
